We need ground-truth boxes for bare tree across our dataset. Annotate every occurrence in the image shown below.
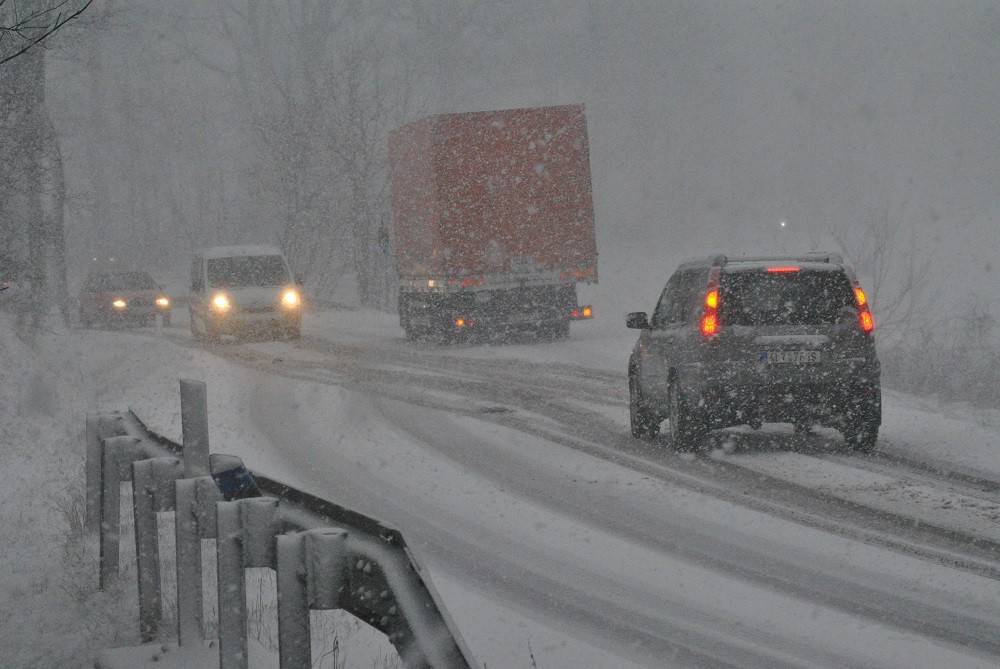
[831,196,936,337]
[159,0,418,305]
[0,45,68,335]
[0,0,93,66]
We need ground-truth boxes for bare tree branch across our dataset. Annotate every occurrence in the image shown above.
[0,0,93,66]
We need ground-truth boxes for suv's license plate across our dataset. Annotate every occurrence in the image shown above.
[763,350,821,364]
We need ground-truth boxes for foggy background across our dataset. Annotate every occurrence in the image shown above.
[7,0,1000,395]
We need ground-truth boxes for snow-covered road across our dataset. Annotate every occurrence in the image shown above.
[76,309,1000,668]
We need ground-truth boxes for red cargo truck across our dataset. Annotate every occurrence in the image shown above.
[389,104,598,340]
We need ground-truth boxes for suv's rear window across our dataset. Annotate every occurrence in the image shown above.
[720,269,854,326]
[207,255,289,288]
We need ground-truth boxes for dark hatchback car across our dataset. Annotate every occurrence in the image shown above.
[79,269,172,327]
[627,253,881,452]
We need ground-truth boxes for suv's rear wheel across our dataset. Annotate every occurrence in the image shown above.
[842,386,881,453]
[669,381,706,451]
[628,368,660,439]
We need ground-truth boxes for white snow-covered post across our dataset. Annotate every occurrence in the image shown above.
[217,498,282,669]
[180,379,211,478]
[100,435,141,590]
[276,528,349,668]
[132,456,183,642]
[174,475,221,646]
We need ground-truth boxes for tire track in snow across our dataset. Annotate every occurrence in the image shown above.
[163,327,1000,577]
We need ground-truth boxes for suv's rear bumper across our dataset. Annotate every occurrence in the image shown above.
[677,359,881,428]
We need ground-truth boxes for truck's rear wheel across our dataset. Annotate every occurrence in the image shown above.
[403,323,423,341]
[540,319,570,340]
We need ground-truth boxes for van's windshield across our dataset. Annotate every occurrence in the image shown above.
[207,255,289,288]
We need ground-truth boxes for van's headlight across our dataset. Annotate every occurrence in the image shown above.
[112,298,127,310]
[155,296,170,308]
[281,289,300,308]
[211,293,231,313]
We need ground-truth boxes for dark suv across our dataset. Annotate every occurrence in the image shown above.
[626,253,881,452]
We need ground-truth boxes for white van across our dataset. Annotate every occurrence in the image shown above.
[189,245,302,341]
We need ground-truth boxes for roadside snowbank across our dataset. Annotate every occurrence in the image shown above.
[0,318,135,667]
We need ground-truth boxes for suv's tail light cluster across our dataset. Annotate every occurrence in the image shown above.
[853,284,874,334]
[700,267,722,337]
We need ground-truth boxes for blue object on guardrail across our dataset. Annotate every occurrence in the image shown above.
[210,453,261,500]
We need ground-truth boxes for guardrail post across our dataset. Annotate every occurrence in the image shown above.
[100,435,140,590]
[175,476,222,646]
[87,413,123,532]
[217,498,281,669]
[132,457,183,642]
[180,379,211,478]
[276,528,349,668]
[276,533,310,668]
[216,502,246,669]
[86,414,103,531]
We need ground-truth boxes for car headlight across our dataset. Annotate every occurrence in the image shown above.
[155,296,170,308]
[211,293,231,312]
[281,288,300,308]
[112,298,127,310]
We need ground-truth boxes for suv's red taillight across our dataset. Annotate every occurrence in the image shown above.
[700,269,722,337]
[854,284,874,334]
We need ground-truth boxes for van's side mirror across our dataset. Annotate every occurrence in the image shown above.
[626,312,650,329]
[295,274,304,286]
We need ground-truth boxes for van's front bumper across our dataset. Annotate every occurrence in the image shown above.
[207,308,300,335]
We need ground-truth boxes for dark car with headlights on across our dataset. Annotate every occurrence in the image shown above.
[626,253,881,452]
[79,269,172,327]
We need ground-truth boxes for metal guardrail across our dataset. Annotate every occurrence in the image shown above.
[86,379,475,669]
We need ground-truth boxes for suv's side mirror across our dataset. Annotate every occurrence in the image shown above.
[626,312,650,329]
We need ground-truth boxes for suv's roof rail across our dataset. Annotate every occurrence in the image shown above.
[800,251,844,264]
[715,253,846,265]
